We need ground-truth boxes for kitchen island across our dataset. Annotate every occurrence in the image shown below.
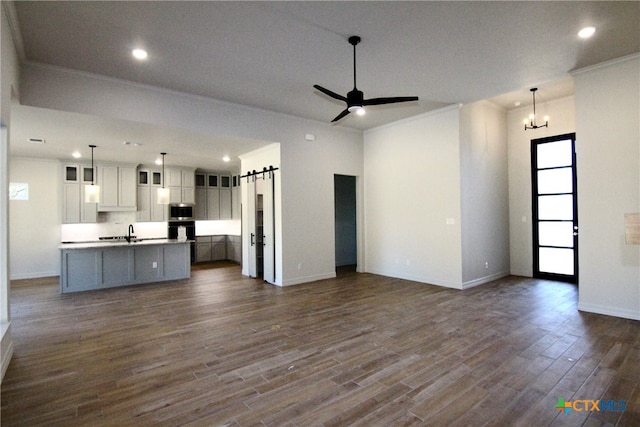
[59,239,191,293]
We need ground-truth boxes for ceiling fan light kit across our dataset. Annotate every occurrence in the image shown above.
[314,35,419,123]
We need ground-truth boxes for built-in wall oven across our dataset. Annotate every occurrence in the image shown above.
[168,220,196,264]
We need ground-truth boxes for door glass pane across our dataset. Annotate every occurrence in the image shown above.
[539,247,574,275]
[538,195,573,220]
[537,168,572,194]
[539,222,574,247]
[537,139,573,169]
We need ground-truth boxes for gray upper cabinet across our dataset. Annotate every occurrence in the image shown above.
[231,174,241,220]
[195,170,237,220]
[136,167,168,222]
[167,168,195,205]
[97,164,137,211]
[219,175,231,220]
[194,187,207,220]
[62,163,97,224]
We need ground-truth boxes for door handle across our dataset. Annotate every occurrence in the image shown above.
[250,233,255,246]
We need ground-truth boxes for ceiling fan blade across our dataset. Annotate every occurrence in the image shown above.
[331,108,351,122]
[314,85,348,102]
[363,96,419,106]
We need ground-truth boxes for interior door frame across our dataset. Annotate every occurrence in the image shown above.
[531,132,579,284]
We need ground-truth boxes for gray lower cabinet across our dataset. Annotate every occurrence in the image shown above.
[195,236,213,263]
[227,235,241,264]
[60,242,190,293]
[195,235,241,263]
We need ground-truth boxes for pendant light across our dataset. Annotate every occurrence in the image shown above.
[157,152,170,204]
[84,144,100,203]
[523,88,549,130]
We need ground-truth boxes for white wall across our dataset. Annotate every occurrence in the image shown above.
[9,157,60,278]
[573,55,640,320]
[507,95,576,277]
[19,65,364,287]
[459,100,510,288]
[364,106,463,288]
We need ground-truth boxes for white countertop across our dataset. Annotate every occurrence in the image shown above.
[59,238,193,250]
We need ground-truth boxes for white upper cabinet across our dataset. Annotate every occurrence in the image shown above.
[166,168,195,205]
[97,164,137,211]
[62,164,97,224]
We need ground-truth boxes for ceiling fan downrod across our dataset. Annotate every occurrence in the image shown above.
[349,35,360,89]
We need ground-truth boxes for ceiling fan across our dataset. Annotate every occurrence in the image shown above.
[314,36,419,123]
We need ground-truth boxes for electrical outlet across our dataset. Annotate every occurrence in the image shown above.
[484,261,489,269]
[152,261,157,269]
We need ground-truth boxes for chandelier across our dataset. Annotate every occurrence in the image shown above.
[524,88,549,130]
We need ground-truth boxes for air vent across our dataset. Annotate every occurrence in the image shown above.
[28,137,45,144]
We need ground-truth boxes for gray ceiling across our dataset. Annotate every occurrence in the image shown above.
[7,1,639,168]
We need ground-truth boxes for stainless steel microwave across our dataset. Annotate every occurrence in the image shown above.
[169,204,194,221]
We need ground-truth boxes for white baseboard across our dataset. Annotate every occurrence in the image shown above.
[10,271,58,280]
[462,271,510,290]
[1,322,13,383]
[578,302,640,321]
[364,268,462,289]
[280,272,336,287]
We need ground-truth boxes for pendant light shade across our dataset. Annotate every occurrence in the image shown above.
[84,144,100,203]
[523,88,549,130]
[157,188,170,205]
[157,152,170,205]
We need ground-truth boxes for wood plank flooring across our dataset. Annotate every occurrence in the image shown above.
[2,262,639,426]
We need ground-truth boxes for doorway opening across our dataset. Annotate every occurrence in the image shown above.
[531,133,578,284]
[334,175,357,275]
[246,169,276,283]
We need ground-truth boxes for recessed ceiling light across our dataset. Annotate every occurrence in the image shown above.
[122,141,142,147]
[155,158,163,165]
[132,48,148,60]
[72,151,82,158]
[222,155,230,162]
[514,101,521,107]
[578,26,596,39]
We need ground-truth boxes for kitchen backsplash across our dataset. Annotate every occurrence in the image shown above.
[60,211,240,242]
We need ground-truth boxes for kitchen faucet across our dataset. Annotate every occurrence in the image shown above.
[126,224,135,243]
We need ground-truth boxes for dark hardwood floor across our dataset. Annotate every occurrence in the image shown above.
[1,262,639,426]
